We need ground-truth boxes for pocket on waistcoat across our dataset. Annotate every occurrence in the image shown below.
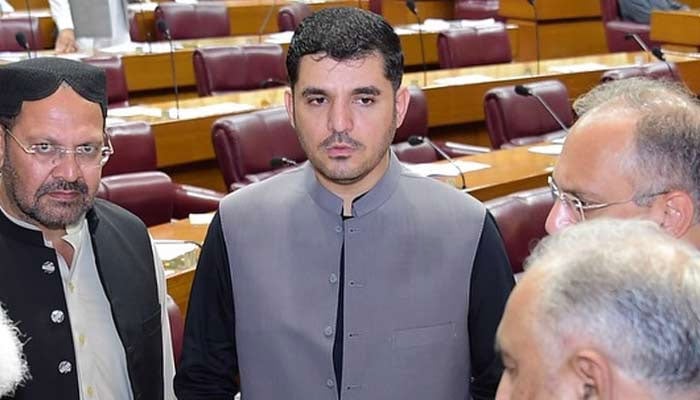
[392,321,456,348]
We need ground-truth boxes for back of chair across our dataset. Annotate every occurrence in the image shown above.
[83,56,130,108]
[369,0,382,14]
[212,107,306,190]
[103,121,158,176]
[166,294,184,369]
[600,61,681,83]
[599,0,619,23]
[277,3,312,32]
[0,16,42,51]
[437,24,511,69]
[391,85,438,163]
[484,80,573,149]
[155,3,229,40]
[97,172,175,227]
[193,45,287,96]
[485,187,553,274]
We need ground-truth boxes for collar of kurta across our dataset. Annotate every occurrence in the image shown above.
[303,150,403,218]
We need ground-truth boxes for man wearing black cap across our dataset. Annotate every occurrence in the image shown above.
[0,58,175,399]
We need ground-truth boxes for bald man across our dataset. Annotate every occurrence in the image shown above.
[496,218,700,399]
[545,78,700,248]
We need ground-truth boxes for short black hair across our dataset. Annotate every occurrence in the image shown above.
[286,7,404,91]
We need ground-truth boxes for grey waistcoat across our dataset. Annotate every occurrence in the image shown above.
[67,0,128,38]
[219,153,486,399]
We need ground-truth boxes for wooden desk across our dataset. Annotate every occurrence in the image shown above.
[380,0,454,26]
[153,144,557,312]
[651,9,700,52]
[106,52,700,173]
[498,0,607,60]
[114,24,519,95]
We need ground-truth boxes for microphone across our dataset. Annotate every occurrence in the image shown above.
[15,32,31,59]
[405,0,427,86]
[651,47,676,78]
[156,19,180,119]
[525,0,540,75]
[258,0,276,42]
[624,32,651,54]
[514,84,569,133]
[408,135,466,189]
[270,157,297,168]
[23,0,36,58]
[624,32,676,79]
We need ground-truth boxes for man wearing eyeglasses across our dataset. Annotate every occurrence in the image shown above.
[0,58,175,399]
[545,77,700,247]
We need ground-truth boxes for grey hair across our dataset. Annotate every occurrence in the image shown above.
[524,219,700,397]
[574,78,700,216]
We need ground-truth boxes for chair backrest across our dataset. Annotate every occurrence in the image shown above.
[212,106,306,190]
[437,24,511,69]
[103,121,158,176]
[154,3,230,40]
[599,0,620,23]
[391,85,439,163]
[369,0,382,14]
[166,294,184,369]
[83,56,130,108]
[0,16,42,51]
[193,45,287,96]
[277,3,312,32]
[600,61,681,83]
[485,187,553,274]
[484,80,573,149]
[97,172,175,227]
[453,0,501,21]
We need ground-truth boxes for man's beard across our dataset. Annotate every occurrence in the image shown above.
[0,305,29,397]
[1,153,93,229]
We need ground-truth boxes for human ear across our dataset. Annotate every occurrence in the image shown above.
[658,191,694,238]
[570,350,611,400]
[284,89,296,129]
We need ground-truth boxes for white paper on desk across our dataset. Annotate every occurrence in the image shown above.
[168,102,255,119]
[0,52,24,62]
[547,63,609,73]
[549,137,566,145]
[189,213,215,225]
[457,18,496,28]
[52,52,91,61]
[105,117,127,126]
[265,31,294,43]
[528,144,562,155]
[404,160,490,177]
[406,19,451,32]
[127,2,158,12]
[432,74,492,86]
[108,106,163,118]
[99,41,182,54]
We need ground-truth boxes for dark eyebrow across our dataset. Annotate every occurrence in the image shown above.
[352,86,381,96]
[300,87,327,97]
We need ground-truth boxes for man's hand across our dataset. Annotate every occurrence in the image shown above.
[55,29,78,53]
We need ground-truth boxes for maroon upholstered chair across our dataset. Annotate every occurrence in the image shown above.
[83,56,130,108]
[0,16,42,51]
[166,294,184,369]
[97,172,176,227]
[392,86,439,163]
[453,0,501,21]
[192,45,287,97]
[369,0,382,14]
[600,0,657,52]
[485,187,553,275]
[437,24,512,69]
[277,3,312,32]
[103,122,224,222]
[154,3,230,40]
[600,61,681,83]
[484,80,573,149]
[211,107,306,191]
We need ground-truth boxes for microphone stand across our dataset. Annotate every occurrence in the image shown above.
[23,0,36,58]
[408,135,466,189]
[514,84,569,133]
[157,21,180,119]
[406,0,427,87]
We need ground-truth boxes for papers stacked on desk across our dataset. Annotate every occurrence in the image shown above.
[404,18,496,33]
[432,74,492,86]
[168,101,255,119]
[155,240,201,275]
[108,106,163,118]
[100,41,183,54]
[264,31,295,44]
[528,144,562,155]
[404,160,490,177]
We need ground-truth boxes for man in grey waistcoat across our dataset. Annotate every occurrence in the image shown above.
[174,7,515,400]
[49,0,131,53]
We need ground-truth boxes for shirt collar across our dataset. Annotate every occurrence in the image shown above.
[304,151,403,218]
[0,201,87,248]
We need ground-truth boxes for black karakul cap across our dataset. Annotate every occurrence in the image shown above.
[0,57,107,119]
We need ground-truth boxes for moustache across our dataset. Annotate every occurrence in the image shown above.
[36,179,89,198]
[319,131,364,150]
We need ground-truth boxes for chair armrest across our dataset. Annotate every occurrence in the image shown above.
[172,184,225,220]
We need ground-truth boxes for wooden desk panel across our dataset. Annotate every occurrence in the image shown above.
[651,9,700,47]
[154,144,557,312]
[381,0,453,26]
[499,0,601,20]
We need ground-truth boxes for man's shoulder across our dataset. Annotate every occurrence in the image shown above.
[221,167,306,209]
[398,168,484,207]
[92,198,149,232]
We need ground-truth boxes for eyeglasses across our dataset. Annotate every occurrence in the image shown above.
[4,128,114,168]
[548,176,668,222]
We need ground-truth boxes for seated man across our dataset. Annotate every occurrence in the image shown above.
[619,0,689,24]
[0,305,27,397]
[546,77,700,249]
[0,57,175,399]
[496,218,700,399]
